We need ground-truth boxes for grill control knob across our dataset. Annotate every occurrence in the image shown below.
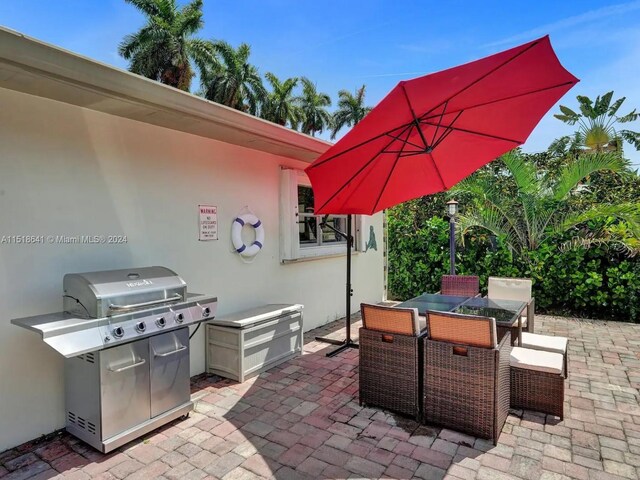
[135,321,146,333]
[112,326,124,338]
[156,317,166,328]
[202,306,211,318]
[175,312,184,323]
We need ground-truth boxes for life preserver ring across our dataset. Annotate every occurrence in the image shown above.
[231,213,264,257]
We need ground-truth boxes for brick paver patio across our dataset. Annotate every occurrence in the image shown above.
[1,314,640,480]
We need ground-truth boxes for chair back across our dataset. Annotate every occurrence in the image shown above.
[360,303,420,336]
[440,275,480,297]
[427,311,497,348]
[488,277,532,302]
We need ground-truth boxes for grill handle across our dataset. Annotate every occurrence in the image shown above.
[108,358,146,373]
[153,345,187,358]
[109,294,183,311]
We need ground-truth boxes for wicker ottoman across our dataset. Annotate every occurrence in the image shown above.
[510,346,565,419]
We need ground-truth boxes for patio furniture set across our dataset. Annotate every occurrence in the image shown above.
[359,275,569,445]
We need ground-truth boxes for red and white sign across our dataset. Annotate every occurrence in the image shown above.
[198,205,218,241]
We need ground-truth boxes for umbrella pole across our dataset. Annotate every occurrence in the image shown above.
[314,215,359,357]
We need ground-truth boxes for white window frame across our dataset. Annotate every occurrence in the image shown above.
[280,167,362,262]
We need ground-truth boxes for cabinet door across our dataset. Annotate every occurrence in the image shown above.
[100,340,150,439]
[149,328,190,417]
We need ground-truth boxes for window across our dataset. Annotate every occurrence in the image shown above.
[280,167,358,261]
[297,185,349,248]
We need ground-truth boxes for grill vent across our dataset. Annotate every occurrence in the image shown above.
[67,411,96,436]
[76,353,95,364]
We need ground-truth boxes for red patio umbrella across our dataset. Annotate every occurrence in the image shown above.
[306,35,578,215]
[306,36,578,356]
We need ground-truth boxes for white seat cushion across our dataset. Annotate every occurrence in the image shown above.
[521,332,567,354]
[511,347,564,375]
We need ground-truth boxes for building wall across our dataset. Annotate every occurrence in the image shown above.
[0,88,384,452]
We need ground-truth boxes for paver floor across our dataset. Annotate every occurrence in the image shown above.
[2,314,640,479]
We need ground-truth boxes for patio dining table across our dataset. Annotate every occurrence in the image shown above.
[397,293,527,345]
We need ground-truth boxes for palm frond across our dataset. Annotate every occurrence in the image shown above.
[618,109,639,123]
[501,150,538,195]
[550,203,640,235]
[554,105,580,125]
[577,95,596,118]
[619,130,640,150]
[559,236,638,257]
[594,91,613,116]
[551,152,626,201]
[124,0,163,17]
[608,96,626,117]
[457,208,521,253]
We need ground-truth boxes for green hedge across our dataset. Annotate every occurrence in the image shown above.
[388,214,640,322]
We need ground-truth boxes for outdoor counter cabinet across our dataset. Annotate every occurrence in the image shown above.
[206,304,304,382]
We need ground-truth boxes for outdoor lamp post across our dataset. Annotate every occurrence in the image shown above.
[446,200,459,275]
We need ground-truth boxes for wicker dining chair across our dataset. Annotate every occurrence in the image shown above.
[488,276,535,338]
[359,303,426,420]
[423,310,511,444]
[440,275,480,297]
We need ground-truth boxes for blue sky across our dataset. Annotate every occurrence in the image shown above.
[1,0,639,166]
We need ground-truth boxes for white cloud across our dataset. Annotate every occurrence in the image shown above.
[483,0,640,49]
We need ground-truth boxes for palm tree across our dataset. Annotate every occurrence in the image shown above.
[261,73,300,127]
[199,41,267,115]
[118,0,215,91]
[452,150,639,257]
[296,78,332,136]
[553,92,640,153]
[330,85,372,139]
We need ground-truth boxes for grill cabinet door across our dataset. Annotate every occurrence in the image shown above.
[149,328,190,417]
[100,339,151,439]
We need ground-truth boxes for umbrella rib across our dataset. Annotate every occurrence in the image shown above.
[315,123,415,213]
[384,132,424,150]
[307,122,414,170]
[421,121,523,144]
[417,39,542,123]
[401,83,431,150]
[431,127,456,151]
[430,100,448,147]
[430,110,464,150]
[371,126,415,214]
[420,81,577,122]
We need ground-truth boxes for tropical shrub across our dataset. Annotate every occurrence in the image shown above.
[387,205,640,321]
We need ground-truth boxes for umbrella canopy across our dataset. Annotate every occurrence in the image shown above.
[305,36,578,215]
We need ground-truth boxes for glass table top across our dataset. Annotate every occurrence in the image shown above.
[397,294,527,325]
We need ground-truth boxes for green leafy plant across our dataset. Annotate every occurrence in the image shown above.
[452,150,639,258]
[552,91,640,153]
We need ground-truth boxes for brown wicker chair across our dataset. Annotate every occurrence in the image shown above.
[359,303,426,419]
[423,311,511,445]
[440,275,480,297]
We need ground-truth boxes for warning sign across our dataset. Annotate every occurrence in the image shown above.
[198,205,218,241]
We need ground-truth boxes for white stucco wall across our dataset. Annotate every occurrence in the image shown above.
[0,87,384,452]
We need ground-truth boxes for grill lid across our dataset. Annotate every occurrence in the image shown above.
[64,266,187,318]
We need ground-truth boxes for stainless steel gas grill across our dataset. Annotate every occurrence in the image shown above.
[12,266,217,453]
